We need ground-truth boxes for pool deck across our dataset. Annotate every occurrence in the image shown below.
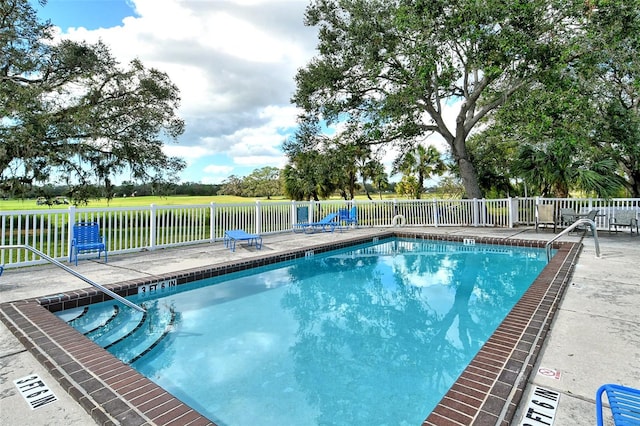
[1,226,638,425]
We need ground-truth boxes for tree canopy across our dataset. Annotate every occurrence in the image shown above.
[292,0,592,198]
[282,119,393,200]
[587,0,640,196]
[291,0,640,198]
[1,0,185,203]
[393,145,446,199]
[242,166,281,199]
[471,0,640,198]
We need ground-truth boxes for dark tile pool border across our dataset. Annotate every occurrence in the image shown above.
[0,232,580,426]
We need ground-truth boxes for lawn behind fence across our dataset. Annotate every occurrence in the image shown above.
[0,194,409,211]
[0,195,288,211]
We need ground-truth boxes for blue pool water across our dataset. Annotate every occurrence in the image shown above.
[59,238,550,425]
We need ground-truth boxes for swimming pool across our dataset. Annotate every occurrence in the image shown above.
[0,231,580,425]
[57,238,550,425]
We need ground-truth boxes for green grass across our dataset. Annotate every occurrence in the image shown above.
[0,192,445,211]
[0,195,290,211]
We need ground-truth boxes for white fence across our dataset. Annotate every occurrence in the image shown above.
[1,197,638,268]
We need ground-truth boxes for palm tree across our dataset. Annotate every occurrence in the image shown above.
[393,145,446,199]
[365,159,388,200]
[515,140,625,198]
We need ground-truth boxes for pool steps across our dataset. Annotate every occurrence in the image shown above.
[88,306,142,347]
[56,301,175,364]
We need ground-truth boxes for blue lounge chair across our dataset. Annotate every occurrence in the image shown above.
[596,384,640,426]
[69,222,107,266]
[304,212,339,233]
[224,229,263,252]
[293,212,339,233]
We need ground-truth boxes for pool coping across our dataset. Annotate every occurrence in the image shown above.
[0,231,580,426]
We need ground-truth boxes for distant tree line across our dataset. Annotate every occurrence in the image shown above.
[216,165,411,200]
[17,164,411,203]
[281,132,446,201]
[17,181,222,202]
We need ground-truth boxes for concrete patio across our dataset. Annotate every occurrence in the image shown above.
[1,226,638,425]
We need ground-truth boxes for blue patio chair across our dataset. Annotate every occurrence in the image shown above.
[224,229,263,252]
[293,206,310,233]
[339,206,358,228]
[296,206,309,223]
[304,212,339,233]
[70,222,107,265]
[596,383,640,426]
[0,264,3,276]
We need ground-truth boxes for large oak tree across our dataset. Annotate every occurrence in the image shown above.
[292,0,588,198]
[1,0,185,203]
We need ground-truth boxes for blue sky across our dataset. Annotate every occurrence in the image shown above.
[34,0,136,30]
[33,0,319,184]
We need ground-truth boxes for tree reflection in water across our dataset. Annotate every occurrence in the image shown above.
[127,239,547,425]
[281,239,545,425]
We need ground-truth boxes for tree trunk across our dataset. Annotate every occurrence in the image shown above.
[457,158,483,199]
[450,130,483,199]
[629,170,640,198]
[362,178,372,200]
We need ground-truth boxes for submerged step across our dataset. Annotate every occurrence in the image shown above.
[55,306,87,323]
[86,306,145,348]
[56,304,119,335]
[106,300,176,364]
[58,300,175,364]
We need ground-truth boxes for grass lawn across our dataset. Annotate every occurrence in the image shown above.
[0,192,432,212]
[0,195,291,211]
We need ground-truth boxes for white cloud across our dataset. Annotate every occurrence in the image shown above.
[235,155,287,168]
[52,0,316,183]
[203,165,235,175]
[49,0,462,185]
[162,144,210,161]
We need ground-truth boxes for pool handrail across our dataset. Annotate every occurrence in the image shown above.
[545,219,600,261]
[0,244,146,313]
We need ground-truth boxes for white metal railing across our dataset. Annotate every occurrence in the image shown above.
[1,197,637,268]
[0,244,145,312]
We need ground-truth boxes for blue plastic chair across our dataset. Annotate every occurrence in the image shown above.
[339,206,358,227]
[69,222,107,265]
[0,264,4,276]
[596,384,640,425]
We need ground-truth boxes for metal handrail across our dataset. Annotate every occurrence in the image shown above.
[0,244,145,313]
[545,219,600,261]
